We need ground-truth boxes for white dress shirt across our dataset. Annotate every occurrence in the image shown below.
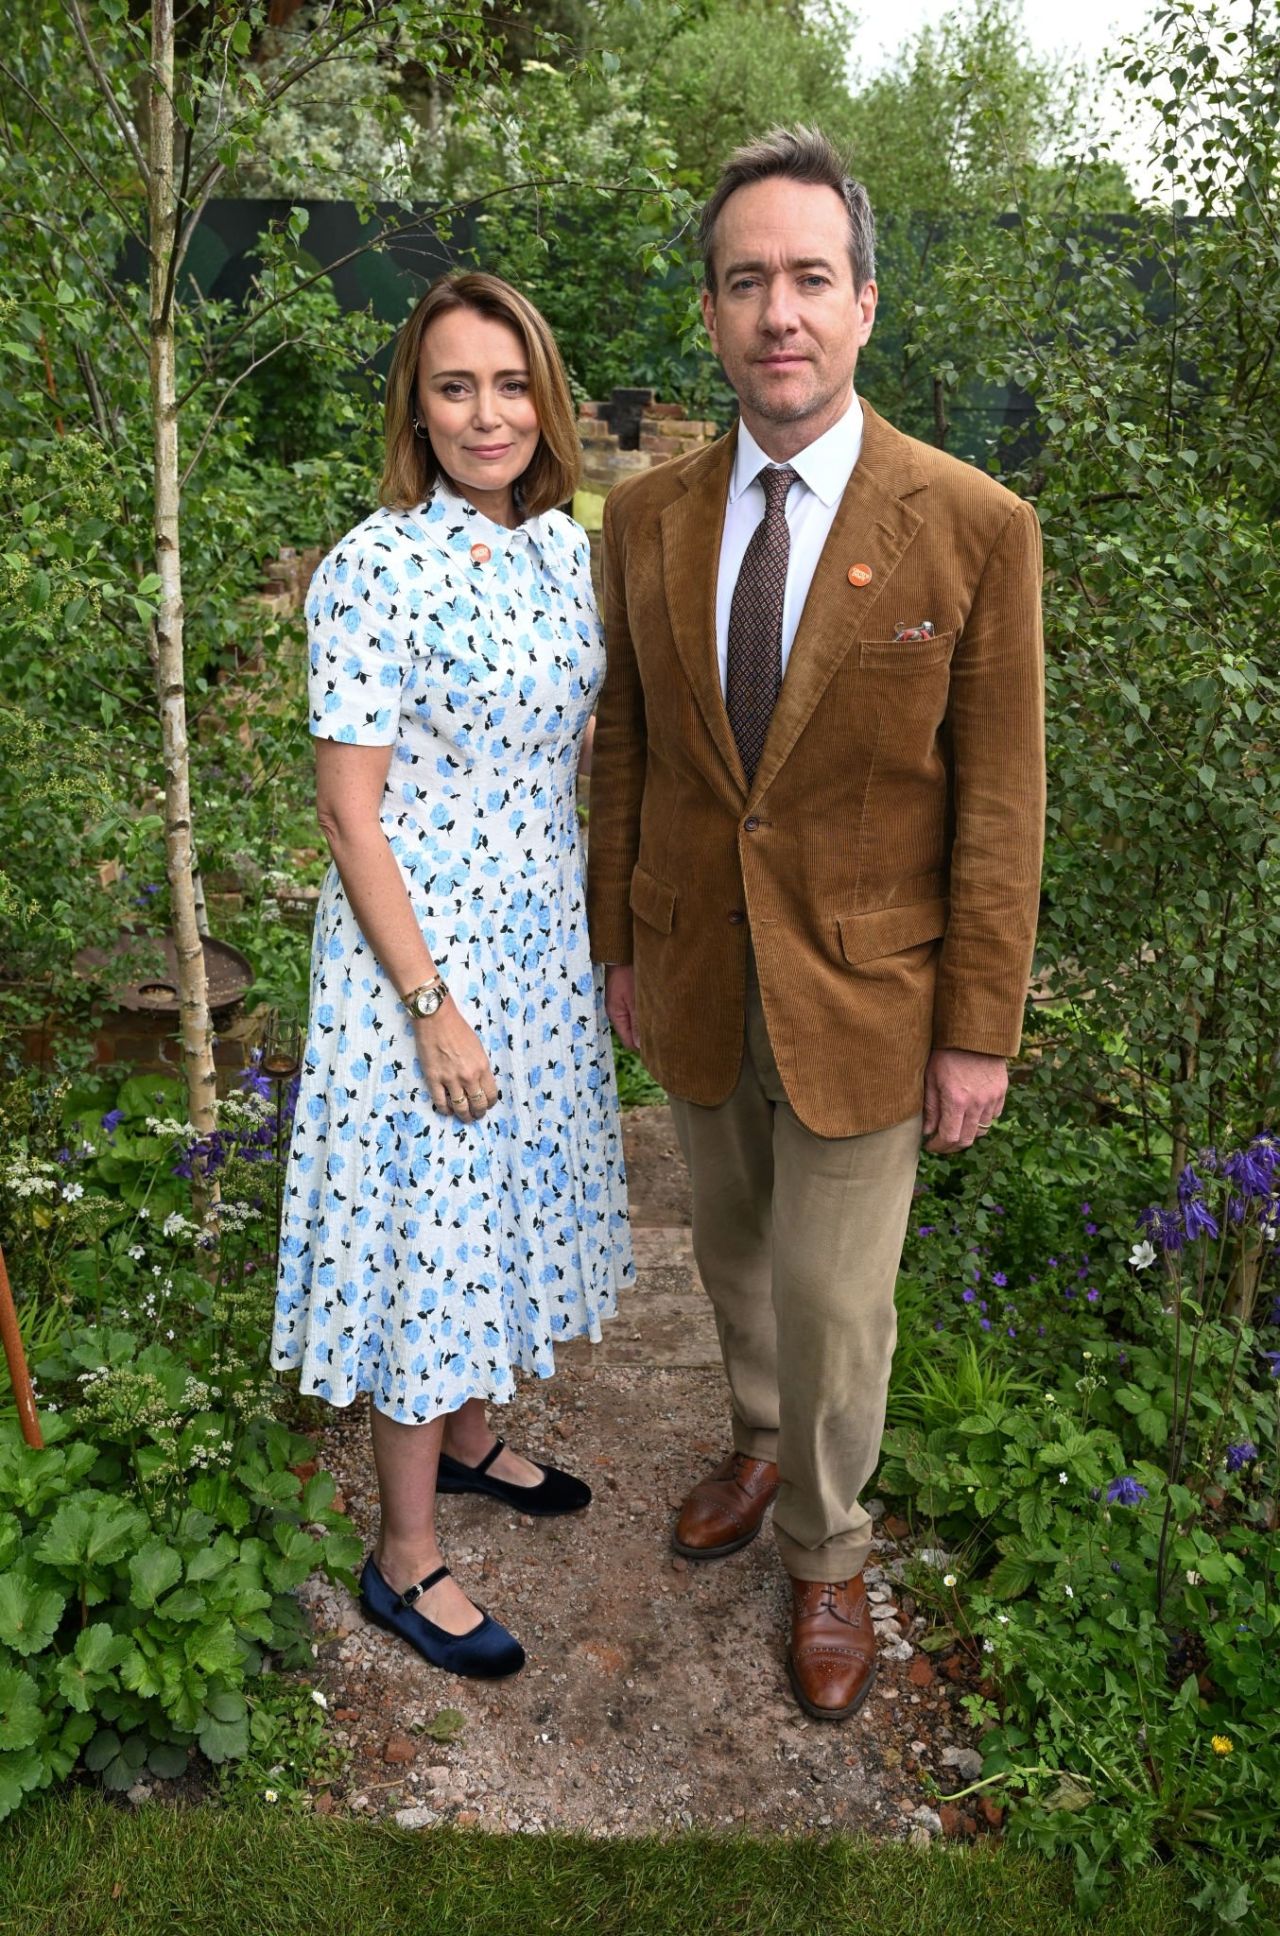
[715,391,864,695]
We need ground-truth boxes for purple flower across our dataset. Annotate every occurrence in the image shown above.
[1007,1325,1016,1338]
[1084,1222,1098,1236]
[100,1108,125,1136]
[1262,1351,1280,1378]
[917,1224,937,1237]
[979,1318,991,1331]
[1183,1198,1219,1242]
[1177,1164,1205,1206]
[979,1299,988,1313]
[933,1319,945,1331]
[962,1289,976,1304]
[992,1271,1008,1288]
[1080,1202,1092,1216]
[1223,1143,1277,1200]
[1140,1205,1186,1253]
[54,1146,72,1165]
[1037,1324,1045,1336]
[1225,1442,1257,1474]
[1106,1475,1149,1506]
[1086,1288,1100,1303]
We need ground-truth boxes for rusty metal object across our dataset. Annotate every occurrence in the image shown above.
[74,932,253,1014]
[0,1243,43,1449]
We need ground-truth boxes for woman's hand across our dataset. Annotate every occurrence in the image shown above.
[413,1002,500,1120]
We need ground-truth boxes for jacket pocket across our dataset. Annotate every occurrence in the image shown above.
[858,629,955,671]
[630,862,676,935]
[838,897,949,967]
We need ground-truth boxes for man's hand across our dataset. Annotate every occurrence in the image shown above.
[604,965,640,1051]
[923,1048,1008,1154]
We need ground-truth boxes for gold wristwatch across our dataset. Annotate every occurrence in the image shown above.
[403,976,448,1019]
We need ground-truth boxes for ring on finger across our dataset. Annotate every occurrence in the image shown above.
[467,1089,487,1104]
[449,1094,469,1109]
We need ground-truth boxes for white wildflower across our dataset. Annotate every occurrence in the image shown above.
[1186,1570,1202,1587]
[1129,1240,1157,1270]
[996,1614,1010,1626]
[982,1638,994,1653]
[1064,1585,1075,1599]
[942,1573,958,1589]
[128,1244,146,1261]
[310,1689,328,1709]
[61,1182,85,1202]
[263,1789,278,1804]
[1059,1472,1068,1485]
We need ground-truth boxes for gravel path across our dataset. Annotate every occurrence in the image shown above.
[293,1110,993,1842]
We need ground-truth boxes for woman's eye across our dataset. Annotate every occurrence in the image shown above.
[502,380,529,395]
[440,382,468,398]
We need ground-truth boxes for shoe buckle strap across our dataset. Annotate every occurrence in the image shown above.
[399,1563,450,1607]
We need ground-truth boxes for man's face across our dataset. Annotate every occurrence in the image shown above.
[701,177,877,452]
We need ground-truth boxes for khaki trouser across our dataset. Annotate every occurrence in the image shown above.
[667,960,921,1582]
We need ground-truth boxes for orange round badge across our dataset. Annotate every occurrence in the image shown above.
[847,562,873,587]
[470,542,492,564]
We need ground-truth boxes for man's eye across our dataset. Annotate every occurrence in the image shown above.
[800,276,830,289]
[730,277,759,293]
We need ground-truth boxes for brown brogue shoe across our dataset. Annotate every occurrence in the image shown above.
[786,1574,877,1721]
[672,1452,779,1561]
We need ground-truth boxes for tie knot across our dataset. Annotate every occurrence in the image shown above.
[758,465,797,514]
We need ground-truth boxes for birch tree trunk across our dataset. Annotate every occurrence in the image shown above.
[148,0,217,1150]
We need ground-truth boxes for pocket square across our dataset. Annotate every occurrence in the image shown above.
[892,621,936,642]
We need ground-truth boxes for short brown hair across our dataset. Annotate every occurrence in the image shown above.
[380,271,580,516]
[699,126,876,295]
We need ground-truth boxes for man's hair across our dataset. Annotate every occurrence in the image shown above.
[381,270,580,515]
[698,126,876,295]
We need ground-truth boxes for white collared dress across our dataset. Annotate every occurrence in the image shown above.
[271,486,633,1423]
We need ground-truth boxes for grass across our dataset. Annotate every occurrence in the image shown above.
[0,1792,1211,1936]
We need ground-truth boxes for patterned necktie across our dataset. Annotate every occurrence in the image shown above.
[726,464,798,785]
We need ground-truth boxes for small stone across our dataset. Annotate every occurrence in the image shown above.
[382,1732,418,1765]
[883,1515,911,1540]
[978,1796,1004,1830]
[334,1707,359,1722]
[393,1805,438,1830]
[312,1791,336,1815]
[938,1803,962,1836]
[907,1657,937,1688]
[670,1556,688,1573]
[912,1805,943,1837]
[939,1746,984,1782]
[866,1498,886,1520]
[881,1637,914,1663]
[907,1826,933,1849]
[126,1782,153,1806]
[455,1809,480,1827]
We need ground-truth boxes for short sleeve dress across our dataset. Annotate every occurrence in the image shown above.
[271,484,634,1424]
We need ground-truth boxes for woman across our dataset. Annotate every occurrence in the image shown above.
[272,271,633,1679]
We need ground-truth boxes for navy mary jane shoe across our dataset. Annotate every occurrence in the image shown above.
[358,1556,525,1679]
[436,1436,592,1516]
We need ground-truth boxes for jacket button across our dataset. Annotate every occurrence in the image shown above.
[727,909,746,925]
[743,815,760,832]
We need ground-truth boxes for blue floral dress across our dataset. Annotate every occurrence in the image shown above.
[271,484,633,1424]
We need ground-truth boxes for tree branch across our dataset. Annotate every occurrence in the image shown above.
[0,55,148,253]
[61,0,150,186]
[178,336,301,488]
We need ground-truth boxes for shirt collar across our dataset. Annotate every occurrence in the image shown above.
[729,390,864,508]
[408,480,557,560]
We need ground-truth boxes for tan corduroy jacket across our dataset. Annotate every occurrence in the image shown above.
[585,399,1045,1139]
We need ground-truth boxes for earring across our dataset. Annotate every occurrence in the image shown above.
[411,415,430,442]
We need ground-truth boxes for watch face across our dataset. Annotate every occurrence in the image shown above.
[412,985,444,1017]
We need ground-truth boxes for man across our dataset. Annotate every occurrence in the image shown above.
[586,127,1044,1720]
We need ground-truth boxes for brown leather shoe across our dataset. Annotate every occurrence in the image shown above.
[671,1452,779,1560]
[786,1574,877,1721]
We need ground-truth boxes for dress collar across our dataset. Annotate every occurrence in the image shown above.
[404,480,559,562]
[729,390,864,508]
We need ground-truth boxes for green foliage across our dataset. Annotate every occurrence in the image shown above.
[937,2,1280,1169]
[0,1066,359,1820]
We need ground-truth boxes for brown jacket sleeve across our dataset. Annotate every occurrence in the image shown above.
[931,497,1045,1057]
[586,485,648,965]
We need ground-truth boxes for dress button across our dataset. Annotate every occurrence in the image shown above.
[727,909,746,926]
[743,816,760,832]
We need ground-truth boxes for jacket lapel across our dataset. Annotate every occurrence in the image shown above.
[660,431,746,797]
[748,403,927,804]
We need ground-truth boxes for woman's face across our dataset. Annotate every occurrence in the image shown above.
[416,307,541,525]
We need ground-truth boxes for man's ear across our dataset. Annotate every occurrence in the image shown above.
[700,285,719,356]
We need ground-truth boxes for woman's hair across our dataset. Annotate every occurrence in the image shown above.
[380,270,580,516]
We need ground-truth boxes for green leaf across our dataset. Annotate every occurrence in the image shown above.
[0,1572,66,1657]
[0,1746,48,1820]
[986,1555,1037,1600]
[129,1540,183,1610]
[197,1710,249,1763]
[0,1667,43,1752]
[147,1740,190,1780]
[36,1494,143,1572]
